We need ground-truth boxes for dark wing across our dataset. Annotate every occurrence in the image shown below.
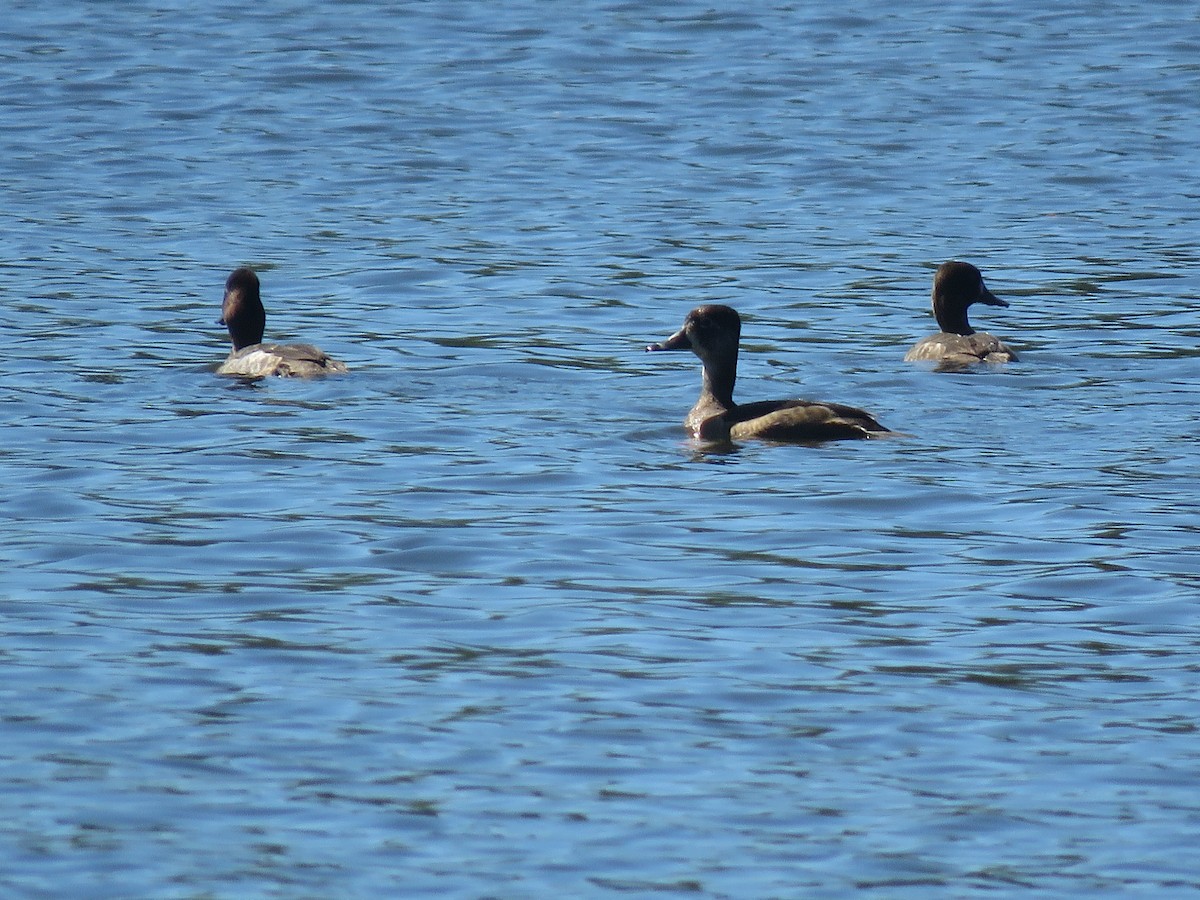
[726,398,890,442]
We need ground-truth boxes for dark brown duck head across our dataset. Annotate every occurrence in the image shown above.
[646,303,742,408]
[932,260,1006,335]
[219,267,266,350]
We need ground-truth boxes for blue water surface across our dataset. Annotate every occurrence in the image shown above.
[2,1,1200,896]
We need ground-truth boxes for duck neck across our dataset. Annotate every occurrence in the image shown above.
[686,359,736,433]
[699,352,736,411]
[933,300,974,335]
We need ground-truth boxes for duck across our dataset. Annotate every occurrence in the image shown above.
[904,261,1016,368]
[216,267,349,377]
[647,304,892,442]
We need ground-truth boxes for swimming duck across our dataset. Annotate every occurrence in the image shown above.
[216,267,349,377]
[904,261,1016,367]
[647,304,891,442]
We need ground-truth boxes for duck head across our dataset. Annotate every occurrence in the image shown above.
[932,261,1006,335]
[647,304,743,410]
[647,303,741,365]
[219,267,266,350]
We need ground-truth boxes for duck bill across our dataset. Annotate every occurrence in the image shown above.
[980,284,1008,307]
[646,328,691,352]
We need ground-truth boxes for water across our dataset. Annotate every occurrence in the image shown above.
[3,0,1200,896]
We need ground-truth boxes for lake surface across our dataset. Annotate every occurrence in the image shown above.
[3,1,1200,896]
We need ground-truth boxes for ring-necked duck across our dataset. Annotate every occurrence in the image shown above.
[648,304,891,442]
[904,261,1016,368]
[216,267,349,377]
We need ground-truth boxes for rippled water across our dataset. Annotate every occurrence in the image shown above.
[3,1,1200,896]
